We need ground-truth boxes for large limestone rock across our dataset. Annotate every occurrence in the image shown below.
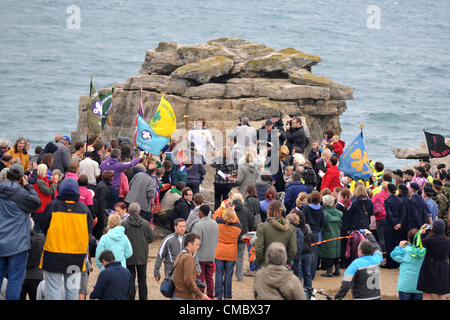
[392,138,450,172]
[72,38,353,155]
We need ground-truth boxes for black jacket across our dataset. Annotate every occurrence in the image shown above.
[93,179,111,218]
[26,230,45,280]
[122,214,153,265]
[303,204,325,234]
[234,200,254,242]
[349,198,373,230]
[90,261,133,300]
[384,194,406,228]
[286,126,306,153]
[171,197,195,229]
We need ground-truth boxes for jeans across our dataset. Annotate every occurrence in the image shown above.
[311,232,320,280]
[44,271,80,300]
[197,261,215,299]
[398,291,423,300]
[127,264,148,300]
[248,244,259,271]
[214,259,235,299]
[108,188,120,210]
[297,253,312,291]
[235,242,246,280]
[0,250,28,300]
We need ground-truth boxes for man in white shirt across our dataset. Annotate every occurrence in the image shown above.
[188,117,215,161]
[79,151,101,190]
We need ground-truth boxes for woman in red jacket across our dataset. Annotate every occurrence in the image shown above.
[32,164,57,233]
[320,156,341,192]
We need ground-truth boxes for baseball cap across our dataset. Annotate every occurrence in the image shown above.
[61,136,71,144]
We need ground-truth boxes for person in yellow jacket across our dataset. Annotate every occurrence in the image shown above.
[7,137,30,172]
[38,178,93,300]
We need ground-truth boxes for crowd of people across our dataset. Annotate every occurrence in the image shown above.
[0,115,449,301]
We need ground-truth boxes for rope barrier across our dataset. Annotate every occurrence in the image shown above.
[310,235,353,247]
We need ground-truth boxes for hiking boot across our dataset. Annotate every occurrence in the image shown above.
[333,267,341,277]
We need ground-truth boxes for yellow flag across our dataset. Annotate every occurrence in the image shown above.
[149,95,176,137]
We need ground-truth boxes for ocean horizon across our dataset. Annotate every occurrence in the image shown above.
[1,0,449,169]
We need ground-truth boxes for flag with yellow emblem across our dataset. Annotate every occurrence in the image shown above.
[149,94,176,137]
[338,132,372,181]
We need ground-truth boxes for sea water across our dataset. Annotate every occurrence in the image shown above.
[0,0,449,169]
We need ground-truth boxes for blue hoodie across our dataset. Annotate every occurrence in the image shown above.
[95,226,133,270]
[390,244,424,293]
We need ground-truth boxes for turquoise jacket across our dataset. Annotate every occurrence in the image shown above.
[96,226,133,270]
[390,245,424,293]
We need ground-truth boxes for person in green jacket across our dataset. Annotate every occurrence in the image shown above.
[254,200,297,267]
[319,195,343,277]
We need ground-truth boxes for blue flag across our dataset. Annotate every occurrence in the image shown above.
[136,114,169,155]
[338,132,372,181]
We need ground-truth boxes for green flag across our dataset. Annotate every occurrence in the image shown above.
[86,76,102,135]
[99,81,116,129]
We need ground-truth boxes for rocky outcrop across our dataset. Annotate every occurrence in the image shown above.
[71,38,353,151]
[392,138,450,172]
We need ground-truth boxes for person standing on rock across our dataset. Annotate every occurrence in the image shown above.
[285,117,307,154]
[230,117,257,158]
[188,117,216,162]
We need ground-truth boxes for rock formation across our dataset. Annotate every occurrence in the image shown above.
[392,138,450,172]
[71,37,353,149]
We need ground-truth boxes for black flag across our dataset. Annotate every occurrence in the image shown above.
[424,130,450,158]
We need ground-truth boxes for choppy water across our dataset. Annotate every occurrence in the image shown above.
[1,0,449,169]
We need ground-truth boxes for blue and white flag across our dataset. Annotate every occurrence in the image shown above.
[136,114,169,155]
[338,132,372,181]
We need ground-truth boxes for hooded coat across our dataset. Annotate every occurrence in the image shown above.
[122,214,153,265]
[95,226,133,271]
[234,163,258,196]
[254,217,297,266]
[39,178,93,273]
[233,199,254,243]
[254,264,306,300]
[319,206,343,259]
[0,180,41,257]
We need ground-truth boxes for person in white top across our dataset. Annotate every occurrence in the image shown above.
[78,151,101,188]
[187,117,215,161]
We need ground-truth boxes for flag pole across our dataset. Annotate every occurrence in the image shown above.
[360,123,364,138]
[86,74,93,147]
[423,129,431,159]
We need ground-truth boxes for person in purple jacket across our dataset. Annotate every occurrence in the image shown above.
[100,149,142,209]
